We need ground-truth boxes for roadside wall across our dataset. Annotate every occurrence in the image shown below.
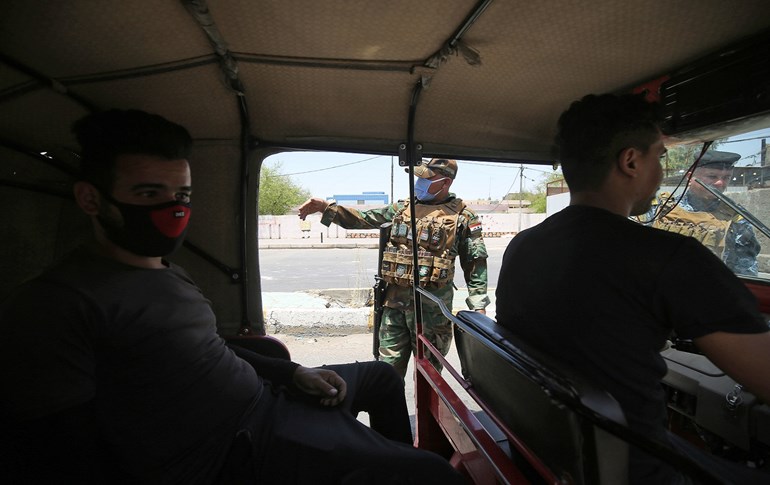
[258,212,547,240]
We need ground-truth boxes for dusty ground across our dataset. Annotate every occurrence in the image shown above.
[270,332,479,426]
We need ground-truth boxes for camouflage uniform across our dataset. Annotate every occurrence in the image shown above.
[647,191,760,276]
[320,194,489,377]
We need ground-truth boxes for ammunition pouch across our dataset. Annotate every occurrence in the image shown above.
[381,247,454,288]
[654,204,732,258]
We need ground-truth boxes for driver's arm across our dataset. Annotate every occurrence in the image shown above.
[695,330,770,403]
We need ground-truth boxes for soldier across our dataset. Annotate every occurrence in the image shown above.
[648,150,761,275]
[298,158,490,377]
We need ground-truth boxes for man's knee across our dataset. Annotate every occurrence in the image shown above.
[368,360,403,387]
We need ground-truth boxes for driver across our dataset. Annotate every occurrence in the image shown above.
[496,93,770,484]
[649,150,761,275]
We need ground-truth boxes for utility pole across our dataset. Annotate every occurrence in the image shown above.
[390,156,394,204]
[518,164,524,233]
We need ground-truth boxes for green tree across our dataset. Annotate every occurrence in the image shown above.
[662,140,724,179]
[259,161,311,215]
[526,170,564,213]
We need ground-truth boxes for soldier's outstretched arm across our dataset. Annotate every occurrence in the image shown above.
[298,198,329,220]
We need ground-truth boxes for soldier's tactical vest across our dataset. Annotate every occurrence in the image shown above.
[380,199,464,289]
[653,194,734,258]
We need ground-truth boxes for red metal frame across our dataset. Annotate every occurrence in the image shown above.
[413,333,561,484]
[743,278,770,313]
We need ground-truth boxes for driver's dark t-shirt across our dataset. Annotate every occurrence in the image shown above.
[495,205,767,483]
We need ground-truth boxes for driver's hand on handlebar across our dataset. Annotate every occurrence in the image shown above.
[298,198,329,220]
[292,366,347,406]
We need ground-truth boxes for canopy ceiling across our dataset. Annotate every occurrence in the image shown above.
[2,0,770,163]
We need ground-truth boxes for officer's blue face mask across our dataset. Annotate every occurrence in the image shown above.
[414,177,448,201]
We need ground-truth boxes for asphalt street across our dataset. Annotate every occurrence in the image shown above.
[258,238,509,292]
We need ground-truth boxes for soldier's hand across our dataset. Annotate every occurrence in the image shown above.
[292,366,348,406]
[475,308,487,315]
[298,198,329,220]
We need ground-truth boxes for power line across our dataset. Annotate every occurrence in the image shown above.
[461,160,558,174]
[270,155,386,177]
[721,135,770,144]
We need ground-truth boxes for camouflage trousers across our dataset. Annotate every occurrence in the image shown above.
[378,294,454,379]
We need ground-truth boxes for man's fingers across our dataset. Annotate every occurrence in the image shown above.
[323,373,347,402]
[323,384,338,397]
[292,367,348,405]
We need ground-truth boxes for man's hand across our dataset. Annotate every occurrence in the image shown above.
[474,308,487,315]
[292,366,347,406]
[298,198,329,220]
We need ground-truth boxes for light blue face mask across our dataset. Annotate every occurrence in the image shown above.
[414,177,447,201]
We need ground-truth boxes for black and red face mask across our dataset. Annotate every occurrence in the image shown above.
[97,194,191,257]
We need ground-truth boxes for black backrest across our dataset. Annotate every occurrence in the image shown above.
[453,310,629,485]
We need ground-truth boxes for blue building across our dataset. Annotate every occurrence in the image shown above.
[328,191,388,205]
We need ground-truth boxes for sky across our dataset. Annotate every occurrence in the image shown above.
[265,127,770,203]
[716,127,770,167]
[264,152,559,203]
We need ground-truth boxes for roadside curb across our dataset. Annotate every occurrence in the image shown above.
[262,288,497,336]
[265,307,373,336]
[260,241,379,250]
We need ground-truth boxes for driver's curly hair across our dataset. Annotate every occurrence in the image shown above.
[555,93,663,192]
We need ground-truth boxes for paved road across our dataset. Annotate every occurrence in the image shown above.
[258,243,507,292]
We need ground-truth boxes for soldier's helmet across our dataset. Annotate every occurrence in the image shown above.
[697,150,741,170]
[411,158,458,179]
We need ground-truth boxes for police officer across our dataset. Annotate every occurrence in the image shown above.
[651,150,761,275]
[298,158,490,377]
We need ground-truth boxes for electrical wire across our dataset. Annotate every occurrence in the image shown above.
[265,155,387,178]
[638,141,713,225]
[484,170,522,213]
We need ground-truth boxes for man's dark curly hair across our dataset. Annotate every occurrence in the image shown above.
[73,109,192,193]
[555,93,663,192]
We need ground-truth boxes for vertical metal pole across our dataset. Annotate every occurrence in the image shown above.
[518,164,524,233]
[763,139,768,188]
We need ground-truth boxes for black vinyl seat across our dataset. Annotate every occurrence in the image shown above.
[453,310,629,485]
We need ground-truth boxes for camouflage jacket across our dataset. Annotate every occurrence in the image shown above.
[320,194,490,310]
[646,192,760,276]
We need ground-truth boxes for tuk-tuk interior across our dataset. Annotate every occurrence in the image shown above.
[3,1,770,483]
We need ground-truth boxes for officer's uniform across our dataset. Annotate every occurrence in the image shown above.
[648,150,760,275]
[320,159,489,377]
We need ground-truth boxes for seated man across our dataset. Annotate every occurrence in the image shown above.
[648,150,760,276]
[495,93,770,484]
[0,110,464,484]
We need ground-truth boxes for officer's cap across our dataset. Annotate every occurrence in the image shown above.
[410,158,458,179]
[697,150,741,170]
